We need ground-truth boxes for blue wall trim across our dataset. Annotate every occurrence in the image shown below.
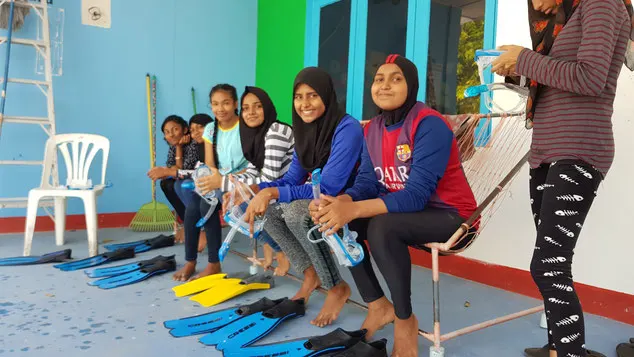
[346,0,367,120]
[406,0,431,102]
[304,0,342,67]
[475,0,498,145]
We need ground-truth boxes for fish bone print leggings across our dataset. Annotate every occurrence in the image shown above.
[529,159,602,357]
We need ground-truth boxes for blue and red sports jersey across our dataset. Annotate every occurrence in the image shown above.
[346,102,477,220]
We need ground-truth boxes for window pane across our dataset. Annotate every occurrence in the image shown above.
[362,0,409,120]
[427,0,486,114]
[318,0,352,113]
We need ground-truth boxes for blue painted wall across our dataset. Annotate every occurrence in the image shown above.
[0,0,258,218]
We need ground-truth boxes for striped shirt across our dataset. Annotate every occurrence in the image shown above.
[516,0,631,177]
[220,122,295,192]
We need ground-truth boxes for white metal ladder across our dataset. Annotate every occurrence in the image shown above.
[0,0,58,217]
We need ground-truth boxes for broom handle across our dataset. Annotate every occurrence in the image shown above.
[152,75,157,201]
[191,87,197,114]
[145,74,155,201]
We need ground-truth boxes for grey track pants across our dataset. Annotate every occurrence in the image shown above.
[263,199,342,290]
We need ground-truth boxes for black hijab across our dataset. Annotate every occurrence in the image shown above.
[239,86,280,170]
[292,67,346,172]
[189,113,213,161]
[376,54,419,126]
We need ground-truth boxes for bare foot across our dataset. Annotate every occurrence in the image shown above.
[173,261,196,281]
[262,244,274,269]
[198,230,207,252]
[174,225,184,244]
[191,262,221,280]
[311,281,351,327]
[362,296,396,339]
[392,314,419,357]
[274,252,290,276]
[291,266,321,304]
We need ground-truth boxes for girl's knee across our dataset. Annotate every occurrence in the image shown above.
[366,215,392,249]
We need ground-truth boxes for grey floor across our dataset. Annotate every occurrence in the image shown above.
[0,227,632,356]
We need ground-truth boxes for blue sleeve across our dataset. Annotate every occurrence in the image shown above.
[258,151,308,194]
[273,116,364,203]
[380,116,453,213]
[344,141,382,201]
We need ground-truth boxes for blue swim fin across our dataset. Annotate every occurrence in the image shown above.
[54,247,135,271]
[199,298,306,351]
[103,234,175,253]
[88,256,176,289]
[222,328,369,357]
[163,297,285,337]
[0,249,72,266]
[85,254,174,278]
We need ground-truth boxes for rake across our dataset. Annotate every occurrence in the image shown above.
[129,73,174,231]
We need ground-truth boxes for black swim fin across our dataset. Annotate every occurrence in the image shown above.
[103,234,175,253]
[0,249,72,266]
[85,254,174,278]
[88,255,176,289]
[221,328,368,357]
[54,247,135,271]
[199,298,305,350]
[163,297,286,337]
[617,339,634,357]
[323,338,388,357]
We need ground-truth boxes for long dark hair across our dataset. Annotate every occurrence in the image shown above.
[160,115,187,144]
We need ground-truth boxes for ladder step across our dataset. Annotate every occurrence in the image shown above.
[0,78,50,86]
[2,116,51,125]
[0,160,43,165]
[0,197,54,209]
[0,36,48,47]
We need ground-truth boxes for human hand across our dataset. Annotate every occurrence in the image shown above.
[491,45,525,77]
[178,134,191,146]
[196,167,222,194]
[147,167,169,180]
[244,188,275,236]
[315,195,358,235]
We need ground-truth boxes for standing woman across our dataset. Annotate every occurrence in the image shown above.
[172,84,248,281]
[221,86,295,275]
[243,67,365,328]
[492,1,634,356]
[310,55,477,357]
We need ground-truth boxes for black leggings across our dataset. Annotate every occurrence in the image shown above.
[160,178,186,221]
[348,208,466,319]
[184,194,222,263]
[529,160,601,356]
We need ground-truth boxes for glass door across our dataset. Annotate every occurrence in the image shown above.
[305,0,498,121]
[305,0,352,114]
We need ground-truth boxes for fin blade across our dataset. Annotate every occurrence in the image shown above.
[0,257,40,265]
[167,309,238,337]
[55,256,105,271]
[171,273,228,297]
[192,282,271,307]
[221,340,308,357]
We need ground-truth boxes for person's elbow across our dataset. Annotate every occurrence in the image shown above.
[572,64,608,97]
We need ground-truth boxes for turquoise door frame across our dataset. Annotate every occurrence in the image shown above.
[305,0,498,125]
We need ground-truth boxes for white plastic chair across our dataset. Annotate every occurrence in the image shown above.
[24,134,110,257]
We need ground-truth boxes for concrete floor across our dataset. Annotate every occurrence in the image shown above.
[0,227,632,356]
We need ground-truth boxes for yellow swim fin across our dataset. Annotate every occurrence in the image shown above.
[190,273,275,307]
[172,272,250,297]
